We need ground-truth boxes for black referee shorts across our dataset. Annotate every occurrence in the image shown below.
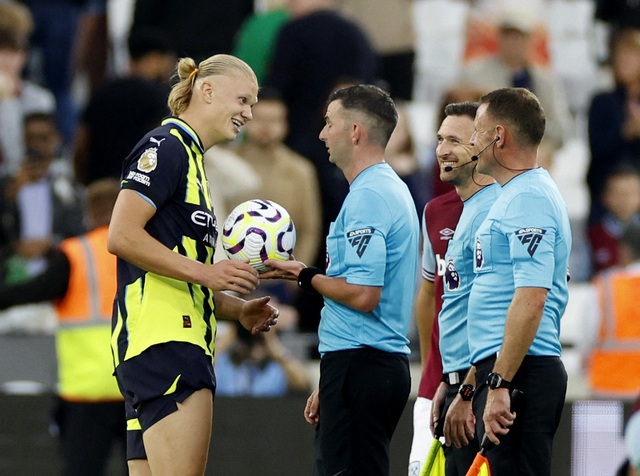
[314,347,410,476]
[473,354,567,476]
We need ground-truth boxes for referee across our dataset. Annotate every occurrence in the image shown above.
[467,88,571,476]
[264,84,419,476]
[429,101,499,476]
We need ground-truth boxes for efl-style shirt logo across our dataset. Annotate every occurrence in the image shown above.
[444,258,460,291]
[347,227,375,258]
[515,227,547,257]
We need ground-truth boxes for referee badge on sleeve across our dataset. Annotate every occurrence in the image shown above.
[347,227,375,258]
[515,227,547,257]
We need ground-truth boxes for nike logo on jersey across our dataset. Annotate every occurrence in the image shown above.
[515,227,547,257]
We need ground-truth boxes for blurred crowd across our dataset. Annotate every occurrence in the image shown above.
[0,0,631,336]
[0,0,640,463]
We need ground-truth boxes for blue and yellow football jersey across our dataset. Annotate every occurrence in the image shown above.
[112,117,218,367]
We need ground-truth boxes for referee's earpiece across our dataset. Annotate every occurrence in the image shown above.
[495,136,501,142]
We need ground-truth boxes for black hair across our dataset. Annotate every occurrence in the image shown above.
[24,112,58,128]
[605,162,640,182]
[444,101,479,120]
[257,86,284,103]
[328,84,398,147]
[128,27,174,61]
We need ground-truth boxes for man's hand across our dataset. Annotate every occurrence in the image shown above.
[304,388,320,424]
[482,388,515,445]
[202,259,259,294]
[238,296,279,334]
[260,259,306,280]
[430,382,447,437]
[444,395,475,448]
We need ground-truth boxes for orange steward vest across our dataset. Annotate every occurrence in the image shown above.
[588,269,640,398]
[55,226,122,401]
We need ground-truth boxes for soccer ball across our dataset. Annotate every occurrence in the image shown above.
[221,199,296,272]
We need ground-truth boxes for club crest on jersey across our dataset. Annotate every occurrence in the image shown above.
[444,258,460,291]
[137,147,158,173]
[515,227,547,257]
[347,227,375,258]
[475,236,484,269]
[182,315,192,328]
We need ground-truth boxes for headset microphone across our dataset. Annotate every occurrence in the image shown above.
[444,158,476,173]
[443,137,499,173]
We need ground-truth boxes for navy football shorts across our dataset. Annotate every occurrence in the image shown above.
[115,341,216,460]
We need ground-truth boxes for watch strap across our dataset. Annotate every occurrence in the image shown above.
[487,372,511,389]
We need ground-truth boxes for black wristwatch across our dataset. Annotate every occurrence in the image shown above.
[486,372,511,390]
[458,384,475,401]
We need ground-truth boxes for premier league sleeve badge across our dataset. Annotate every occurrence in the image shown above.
[137,147,158,173]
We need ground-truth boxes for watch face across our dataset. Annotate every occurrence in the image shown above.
[487,372,509,389]
[459,384,474,400]
[491,374,500,387]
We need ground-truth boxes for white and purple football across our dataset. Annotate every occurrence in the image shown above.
[221,199,296,272]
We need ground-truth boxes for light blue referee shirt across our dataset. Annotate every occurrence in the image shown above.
[319,163,419,356]
[468,168,572,364]
[440,183,500,373]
